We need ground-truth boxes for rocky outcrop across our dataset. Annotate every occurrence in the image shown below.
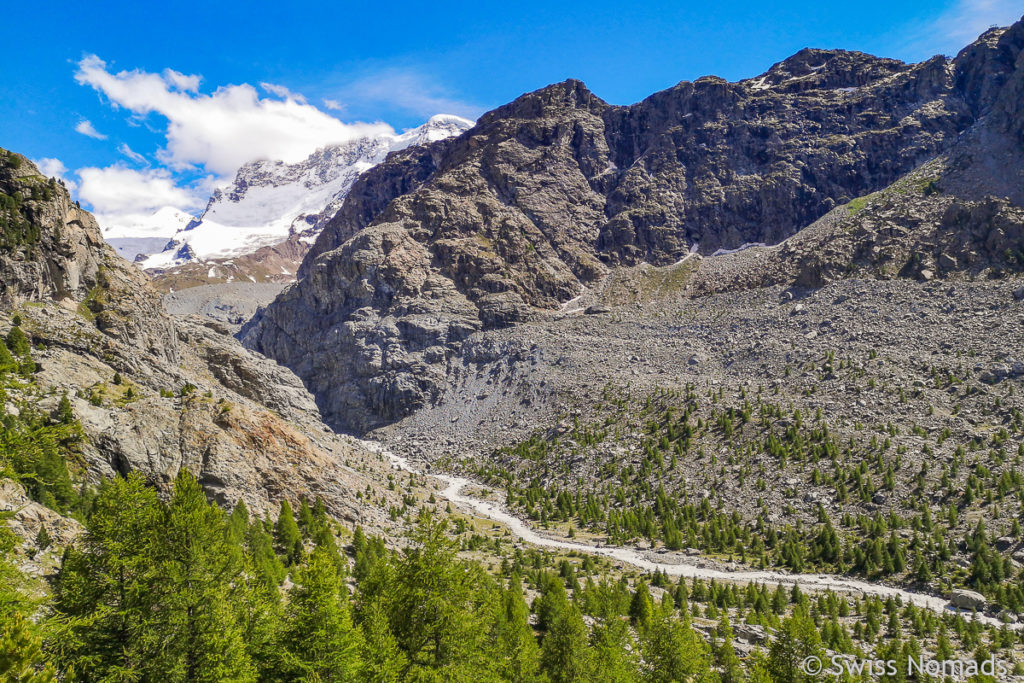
[683,23,1024,297]
[176,316,322,422]
[0,151,106,305]
[0,150,180,366]
[243,18,1024,434]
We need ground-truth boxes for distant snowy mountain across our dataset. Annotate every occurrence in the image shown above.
[101,206,195,261]
[140,115,473,270]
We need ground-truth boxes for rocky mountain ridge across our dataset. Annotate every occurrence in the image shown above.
[242,18,1024,434]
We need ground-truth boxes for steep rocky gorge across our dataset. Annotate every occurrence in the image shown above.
[242,18,1024,434]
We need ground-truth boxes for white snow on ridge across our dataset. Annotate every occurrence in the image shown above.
[137,114,473,269]
[747,77,770,91]
[99,206,196,262]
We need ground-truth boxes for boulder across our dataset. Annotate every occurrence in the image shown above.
[734,624,768,644]
[949,589,987,611]
[994,536,1016,551]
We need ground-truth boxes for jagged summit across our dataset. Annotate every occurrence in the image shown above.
[747,47,909,92]
[479,78,605,124]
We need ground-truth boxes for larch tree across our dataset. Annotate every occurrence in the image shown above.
[273,499,304,566]
[279,545,364,681]
[144,471,254,682]
[490,574,544,683]
[49,473,162,679]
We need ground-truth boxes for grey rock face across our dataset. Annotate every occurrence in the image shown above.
[0,155,105,305]
[0,152,181,366]
[241,224,483,430]
[176,317,323,422]
[244,20,1024,434]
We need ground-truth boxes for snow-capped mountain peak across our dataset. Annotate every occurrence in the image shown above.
[140,114,473,270]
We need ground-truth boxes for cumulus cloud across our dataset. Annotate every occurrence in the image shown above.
[75,165,207,237]
[74,119,107,139]
[322,98,344,111]
[162,69,200,93]
[260,82,305,102]
[75,54,393,176]
[78,165,200,217]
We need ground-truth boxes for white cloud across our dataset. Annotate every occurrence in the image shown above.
[74,119,107,139]
[75,54,393,176]
[78,165,201,216]
[162,69,200,92]
[117,143,148,165]
[76,165,207,237]
[902,0,1022,58]
[260,82,305,103]
[322,98,344,111]
[33,157,78,192]
[337,68,482,120]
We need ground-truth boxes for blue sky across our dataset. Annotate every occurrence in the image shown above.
[0,0,1020,229]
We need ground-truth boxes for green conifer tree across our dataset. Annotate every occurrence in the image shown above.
[279,545,364,681]
[0,339,16,373]
[629,581,653,628]
[49,473,162,678]
[716,614,745,683]
[56,393,74,425]
[540,602,592,683]
[274,499,304,566]
[640,611,713,683]
[360,598,407,683]
[144,471,254,682]
[768,610,823,683]
[387,511,492,677]
[0,612,56,682]
[491,574,543,682]
[5,327,30,357]
[297,497,315,538]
